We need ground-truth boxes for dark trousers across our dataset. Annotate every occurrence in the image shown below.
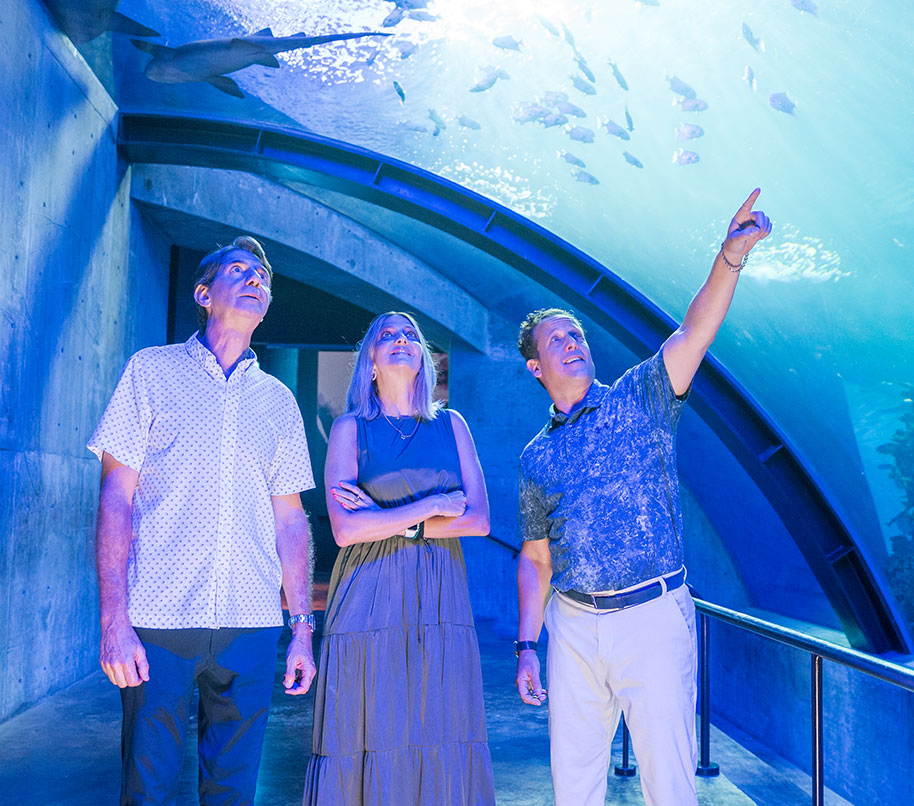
[120,626,282,806]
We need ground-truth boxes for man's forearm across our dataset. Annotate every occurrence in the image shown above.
[276,508,313,620]
[679,252,741,352]
[517,549,552,641]
[96,491,134,629]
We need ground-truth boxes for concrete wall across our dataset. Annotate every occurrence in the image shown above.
[0,1,168,720]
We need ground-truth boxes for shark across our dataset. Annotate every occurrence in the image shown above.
[132,28,389,98]
[43,0,159,44]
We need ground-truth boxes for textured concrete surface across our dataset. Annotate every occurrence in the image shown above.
[0,0,170,720]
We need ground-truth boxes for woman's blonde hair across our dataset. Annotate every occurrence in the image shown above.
[346,312,441,420]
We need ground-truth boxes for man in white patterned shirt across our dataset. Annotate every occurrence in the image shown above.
[89,236,316,805]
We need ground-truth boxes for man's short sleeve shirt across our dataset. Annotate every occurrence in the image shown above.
[518,350,687,593]
[87,333,314,629]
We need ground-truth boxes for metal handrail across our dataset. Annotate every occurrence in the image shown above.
[691,596,914,805]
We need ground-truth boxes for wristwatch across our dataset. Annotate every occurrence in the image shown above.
[514,640,538,657]
[288,613,316,631]
[403,522,425,540]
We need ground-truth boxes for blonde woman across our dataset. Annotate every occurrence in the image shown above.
[303,312,495,805]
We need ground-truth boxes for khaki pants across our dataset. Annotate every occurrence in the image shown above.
[545,584,698,806]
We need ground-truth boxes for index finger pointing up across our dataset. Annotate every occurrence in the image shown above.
[736,187,762,217]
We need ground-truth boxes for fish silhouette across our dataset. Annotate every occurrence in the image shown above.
[132,29,389,97]
[790,0,818,15]
[741,23,765,52]
[393,81,406,103]
[428,108,446,136]
[458,116,481,130]
[608,60,629,91]
[493,35,522,51]
[673,149,700,165]
[567,125,595,143]
[678,98,709,112]
[555,100,587,117]
[675,123,704,141]
[624,106,634,132]
[601,119,630,140]
[666,74,697,99]
[743,65,757,92]
[769,92,796,114]
[575,55,596,84]
[623,151,644,168]
[44,0,159,44]
[562,151,586,168]
[573,169,599,185]
[571,75,597,95]
[469,66,509,93]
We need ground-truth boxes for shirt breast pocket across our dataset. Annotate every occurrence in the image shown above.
[146,414,183,456]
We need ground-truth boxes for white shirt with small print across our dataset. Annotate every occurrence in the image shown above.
[88,333,314,629]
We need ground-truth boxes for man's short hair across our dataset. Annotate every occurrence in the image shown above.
[193,236,274,329]
[517,308,585,360]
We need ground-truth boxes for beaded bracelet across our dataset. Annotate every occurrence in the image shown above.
[720,243,749,273]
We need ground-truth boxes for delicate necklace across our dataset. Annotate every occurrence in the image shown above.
[383,413,420,439]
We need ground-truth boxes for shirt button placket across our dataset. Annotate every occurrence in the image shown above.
[215,374,235,627]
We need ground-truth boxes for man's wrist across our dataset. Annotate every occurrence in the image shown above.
[514,640,538,657]
[288,613,315,632]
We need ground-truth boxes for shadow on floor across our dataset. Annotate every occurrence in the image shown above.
[0,616,851,805]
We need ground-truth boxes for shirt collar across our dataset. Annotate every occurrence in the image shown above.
[185,331,258,380]
[547,380,608,432]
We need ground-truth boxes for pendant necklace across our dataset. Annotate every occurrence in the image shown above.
[383,413,420,440]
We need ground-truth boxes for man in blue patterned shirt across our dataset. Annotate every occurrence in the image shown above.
[514,191,771,806]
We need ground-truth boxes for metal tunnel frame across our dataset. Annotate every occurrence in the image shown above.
[116,112,912,654]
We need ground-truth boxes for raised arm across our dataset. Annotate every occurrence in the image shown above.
[663,188,772,396]
[324,414,467,547]
[273,492,316,695]
[96,452,148,688]
[515,537,553,706]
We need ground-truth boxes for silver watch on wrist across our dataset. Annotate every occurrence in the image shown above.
[288,613,316,631]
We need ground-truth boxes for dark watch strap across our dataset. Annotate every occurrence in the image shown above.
[514,640,538,657]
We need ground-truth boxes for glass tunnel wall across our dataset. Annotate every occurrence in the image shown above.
[45,0,914,631]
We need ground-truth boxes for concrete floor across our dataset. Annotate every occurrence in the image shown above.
[0,615,852,806]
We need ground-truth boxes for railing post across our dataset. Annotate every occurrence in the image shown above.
[614,715,637,776]
[812,654,824,806]
[696,611,720,776]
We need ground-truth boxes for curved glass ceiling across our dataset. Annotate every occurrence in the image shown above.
[58,0,914,624]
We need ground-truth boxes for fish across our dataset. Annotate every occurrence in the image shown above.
[560,21,576,49]
[623,151,644,168]
[567,125,595,143]
[395,40,418,59]
[741,23,765,52]
[541,113,569,128]
[132,30,390,97]
[393,80,406,103]
[678,98,709,111]
[543,90,569,105]
[538,16,559,36]
[743,65,757,92]
[469,66,509,93]
[555,100,587,117]
[43,0,159,44]
[493,35,522,51]
[408,11,438,22]
[575,55,596,84]
[514,103,550,124]
[573,169,599,185]
[790,0,818,15]
[666,74,696,99]
[637,0,661,6]
[571,75,597,95]
[769,92,796,114]
[673,149,700,165]
[624,105,634,132]
[562,151,586,168]
[428,108,446,136]
[675,122,704,141]
[458,116,481,129]
[601,119,630,140]
[607,60,629,91]
[382,7,405,27]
